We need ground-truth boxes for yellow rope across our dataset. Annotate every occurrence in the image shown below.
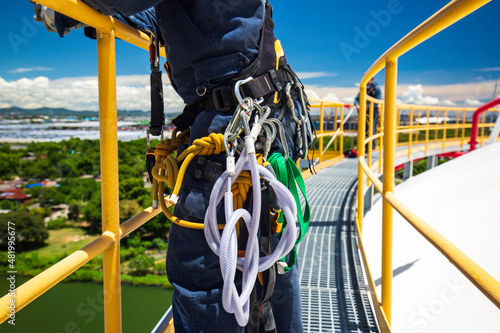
[152,129,252,229]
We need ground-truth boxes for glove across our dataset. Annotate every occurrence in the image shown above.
[31,1,87,37]
[33,3,58,33]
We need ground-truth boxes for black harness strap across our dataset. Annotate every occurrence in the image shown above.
[149,31,165,136]
[246,180,277,333]
[171,68,290,131]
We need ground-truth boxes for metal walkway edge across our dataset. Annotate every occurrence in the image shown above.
[297,159,379,333]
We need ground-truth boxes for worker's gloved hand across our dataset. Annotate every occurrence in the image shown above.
[31,1,87,37]
[32,3,57,33]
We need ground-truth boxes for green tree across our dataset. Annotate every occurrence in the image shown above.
[21,158,58,179]
[119,178,149,201]
[76,157,95,175]
[0,151,20,179]
[68,199,82,221]
[128,254,155,275]
[0,200,15,210]
[25,186,65,207]
[82,191,102,232]
[152,237,167,250]
[57,159,78,178]
[119,200,142,223]
[0,211,48,249]
[137,214,170,238]
[30,207,52,217]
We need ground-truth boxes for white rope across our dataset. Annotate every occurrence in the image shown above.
[204,142,298,326]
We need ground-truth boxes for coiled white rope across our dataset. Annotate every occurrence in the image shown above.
[204,139,298,326]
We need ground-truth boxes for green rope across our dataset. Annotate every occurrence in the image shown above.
[268,153,310,273]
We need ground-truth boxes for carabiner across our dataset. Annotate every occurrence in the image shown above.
[234,77,253,110]
[225,105,244,141]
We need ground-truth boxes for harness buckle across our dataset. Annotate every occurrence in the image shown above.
[211,86,232,113]
[268,69,282,92]
[234,77,264,110]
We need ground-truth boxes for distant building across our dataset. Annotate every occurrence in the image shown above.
[26,182,43,189]
[0,188,32,203]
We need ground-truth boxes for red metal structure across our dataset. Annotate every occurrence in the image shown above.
[469,97,500,151]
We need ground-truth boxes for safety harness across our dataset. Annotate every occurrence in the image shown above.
[145,2,314,330]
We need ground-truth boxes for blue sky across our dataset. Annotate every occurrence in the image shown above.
[1,0,499,111]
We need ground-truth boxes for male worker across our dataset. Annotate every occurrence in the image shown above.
[34,1,306,332]
[354,77,382,150]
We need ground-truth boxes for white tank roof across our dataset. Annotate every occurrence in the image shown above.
[362,141,500,333]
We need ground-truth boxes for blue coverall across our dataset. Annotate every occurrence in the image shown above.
[54,1,304,331]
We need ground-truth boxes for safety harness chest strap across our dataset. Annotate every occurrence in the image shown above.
[172,67,290,131]
[206,67,289,112]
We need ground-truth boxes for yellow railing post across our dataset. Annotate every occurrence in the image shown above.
[357,84,367,232]
[97,28,122,333]
[396,108,401,145]
[434,109,439,143]
[461,110,467,149]
[442,109,448,151]
[334,106,338,151]
[368,101,374,184]
[319,102,325,163]
[340,106,344,154]
[381,57,398,325]
[425,107,430,155]
[416,109,421,144]
[408,106,413,159]
[378,108,383,174]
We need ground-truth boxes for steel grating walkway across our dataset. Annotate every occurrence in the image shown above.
[297,159,379,333]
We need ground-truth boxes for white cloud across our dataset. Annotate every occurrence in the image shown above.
[7,66,55,74]
[0,75,183,112]
[476,67,500,72]
[464,99,482,107]
[322,93,342,103]
[296,72,337,79]
[303,80,499,110]
[1,75,496,113]
[441,99,456,106]
[305,85,358,103]
[399,84,455,106]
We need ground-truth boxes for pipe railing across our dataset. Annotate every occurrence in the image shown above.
[0,204,164,324]
[469,98,500,151]
[356,0,499,328]
[308,100,352,164]
[0,0,162,331]
[2,0,500,332]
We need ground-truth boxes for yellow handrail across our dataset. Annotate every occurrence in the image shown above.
[0,204,164,324]
[307,99,352,165]
[356,0,499,328]
[0,233,114,323]
[2,1,500,332]
[35,0,165,57]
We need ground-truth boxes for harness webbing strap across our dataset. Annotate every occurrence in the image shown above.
[171,68,290,132]
[149,34,165,136]
[245,179,277,333]
[268,153,310,272]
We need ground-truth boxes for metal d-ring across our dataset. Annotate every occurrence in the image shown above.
[196,86,207,97]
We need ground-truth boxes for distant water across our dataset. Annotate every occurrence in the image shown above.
[0,276,173,333]
[0,122,147,142]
